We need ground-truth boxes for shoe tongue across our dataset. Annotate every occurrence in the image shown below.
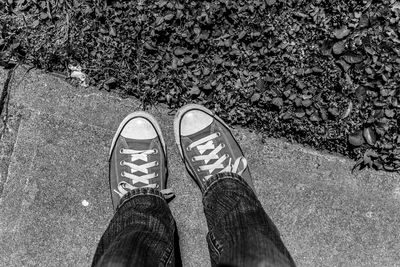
[186,123,229,176]
[186,124,214,142]
[121,138,157,186]
[122,137,153,151]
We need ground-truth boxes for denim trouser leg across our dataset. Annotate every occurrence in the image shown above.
[92,172,295,267]
[91,188,180,267]
[203,172,296,267]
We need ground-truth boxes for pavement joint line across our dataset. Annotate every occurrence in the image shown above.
[0,114,22,197]
[1,65,34,138]
[0,68,14,113]
[0,67,16,138]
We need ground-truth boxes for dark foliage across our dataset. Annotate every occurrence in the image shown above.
[1,0,400,171]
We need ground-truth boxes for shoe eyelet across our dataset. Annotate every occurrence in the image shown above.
[120,172,125,177]
[155,173,159,177]
[119,148,124,154]
[191,157,196,162]
[120,160,125,166]
[155,161,159,166]
[221,144,225,148]
[216,132,221,137]
[224,154,229,158]
[197,167,201,172]
[186,146,191,151]
[153,149,158,154]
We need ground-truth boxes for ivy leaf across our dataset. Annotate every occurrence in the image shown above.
[272,97,283,108]
[155,16,164,26]
[144,42,155,50]
[363,127,376,146]
[348,130,364,147]
[40,12,48,20]
[343,53,363,64]
[189,86,200,96]
[385,109,395,118]
[32,20,40,28]
[333,27,350,39]
[355,86,367,103]
[336,60,351,72]
[164,13,174,21]
[333,41,345,55]
[174,47,186,56]
[341,101,353,119]
[328,107,339,117]
[251,93,261,103]
[238,30,247,40]
[202,83,212,91]
[109,27,116,36]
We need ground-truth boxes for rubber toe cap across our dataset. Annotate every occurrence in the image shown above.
[121,117,157,139]
[180,110,213,136]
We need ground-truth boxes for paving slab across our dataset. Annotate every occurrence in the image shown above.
[0,66,399,266]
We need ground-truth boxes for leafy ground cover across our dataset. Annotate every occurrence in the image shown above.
[1,0,400,171]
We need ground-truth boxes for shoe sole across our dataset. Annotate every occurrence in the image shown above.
[173,104,232,159]
[109,111,167,161]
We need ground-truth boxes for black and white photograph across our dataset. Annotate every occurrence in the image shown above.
[1,0,400,266]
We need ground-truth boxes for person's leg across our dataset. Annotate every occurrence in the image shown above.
[174,104,296,267]
[92,112,179,267]
[202,173,295,267]
[92,189,180,267]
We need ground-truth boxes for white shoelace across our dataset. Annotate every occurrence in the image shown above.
[188,133,247,180]
[114,148,159,197]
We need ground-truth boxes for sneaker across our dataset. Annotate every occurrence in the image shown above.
[109,111,172,210]
[173,104,254,192]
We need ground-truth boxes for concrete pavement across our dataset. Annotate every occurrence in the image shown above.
[0,66,399,266]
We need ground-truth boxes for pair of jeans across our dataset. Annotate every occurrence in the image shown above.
[92,172,296,267]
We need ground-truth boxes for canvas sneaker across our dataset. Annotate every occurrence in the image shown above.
[109,111,172,210]
[174,104,254,192]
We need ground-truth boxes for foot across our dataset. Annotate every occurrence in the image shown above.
[174,104,254,192]
[109,111,171,210]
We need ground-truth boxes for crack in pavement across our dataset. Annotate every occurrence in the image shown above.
[0,65,33,197]
[0,65,35,138]
[0,66,16,139]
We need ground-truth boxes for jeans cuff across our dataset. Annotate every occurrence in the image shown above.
[116,187,166,211]
[203,172,252,197]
